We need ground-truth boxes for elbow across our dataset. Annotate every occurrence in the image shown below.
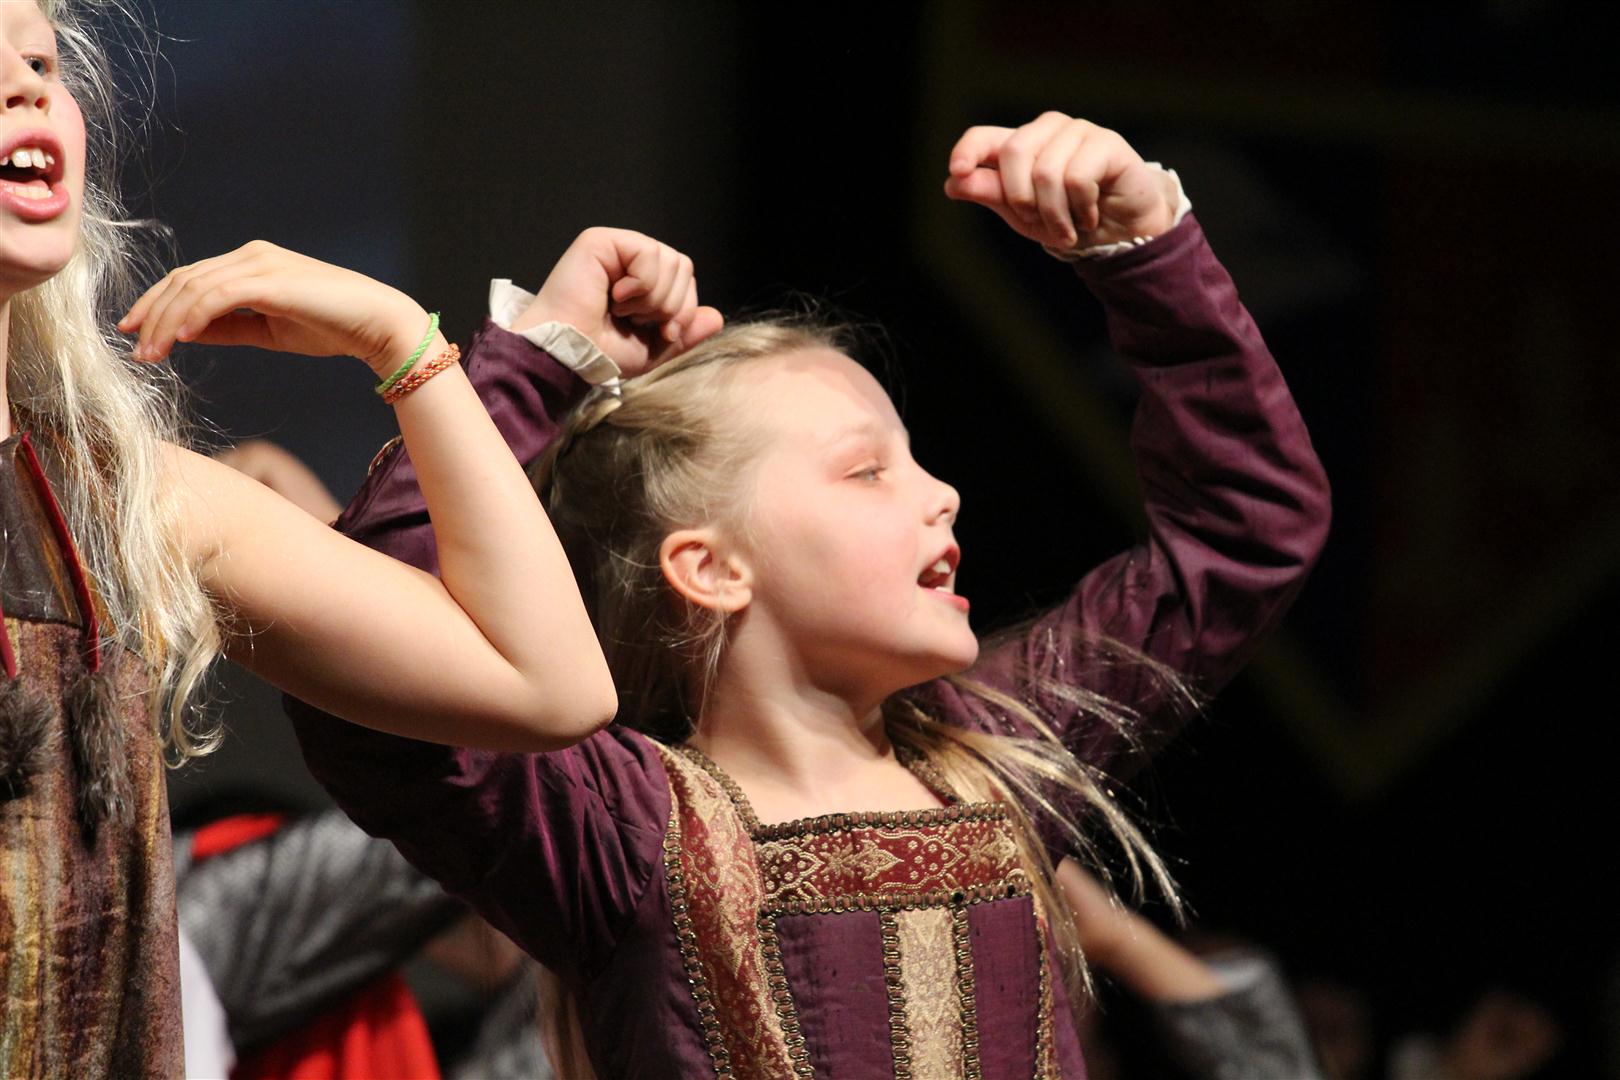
[511,675,618,753]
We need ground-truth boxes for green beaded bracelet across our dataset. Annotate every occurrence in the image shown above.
[375,312,440,395]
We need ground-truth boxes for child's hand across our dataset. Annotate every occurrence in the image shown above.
[943,112,1178,251]
[119,241,428,378]
[511,227,724,379]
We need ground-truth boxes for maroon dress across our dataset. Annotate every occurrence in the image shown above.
[289,214,1331,1078]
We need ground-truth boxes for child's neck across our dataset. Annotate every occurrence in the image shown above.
[688,657,945,826]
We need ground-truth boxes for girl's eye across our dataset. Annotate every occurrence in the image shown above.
[27,57,51,76]
[851,466,885,482]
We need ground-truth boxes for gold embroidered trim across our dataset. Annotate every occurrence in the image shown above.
[661,799,735,1078]
[894,744,961,804]
[752,802,1009,844]
[675,744,763,832]
[762,875,1032,918]
[951,903,983,1080]
[1035,927,1055,1079]
[879,910,912,1078]
[674,743,995,842]
[756,915,815,1078]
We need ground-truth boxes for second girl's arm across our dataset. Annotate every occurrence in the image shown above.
[125,242,618,751]
[929,115,1332,772]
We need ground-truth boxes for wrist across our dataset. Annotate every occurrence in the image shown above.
[365,300,436,380]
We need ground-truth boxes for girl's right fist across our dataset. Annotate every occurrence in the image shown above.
[512,228,723,379]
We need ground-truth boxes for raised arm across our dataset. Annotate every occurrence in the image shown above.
[338,227,722,570]
[283,231,719,979]
[930,115,1331,772]
[124,242,616,751]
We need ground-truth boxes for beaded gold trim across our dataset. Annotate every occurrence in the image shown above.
[1035,930,1055,1079]
[894,744,961,804]
[761,876,1031,919]
[675,744,763,832]
[674,743,994,842]
[661,799,735,1077]
[951,903,983,1080]
[757,914,815,1077]
[879,911,913,1079]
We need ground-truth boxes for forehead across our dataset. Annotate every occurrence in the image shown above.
[730,348,902,445]
[3,2,52,37]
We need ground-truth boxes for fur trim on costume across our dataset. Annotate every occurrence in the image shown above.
[0,677,54,800]
[67,662,130,832]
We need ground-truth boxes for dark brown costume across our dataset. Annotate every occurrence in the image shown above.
[0,433,181,1078]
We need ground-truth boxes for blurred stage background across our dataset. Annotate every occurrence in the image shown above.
[123,1,1618,1073]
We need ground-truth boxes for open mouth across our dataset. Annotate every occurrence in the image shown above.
[0,145,61,200]
[917,548,960,594]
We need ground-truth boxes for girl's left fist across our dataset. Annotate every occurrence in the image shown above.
[943,113,1177,251]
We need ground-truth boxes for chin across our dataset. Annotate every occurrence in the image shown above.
[0,251,73,296]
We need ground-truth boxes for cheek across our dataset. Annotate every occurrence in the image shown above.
[57,92,88,196]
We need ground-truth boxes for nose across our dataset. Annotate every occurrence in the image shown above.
[2,50,51,114]
[926,471,961,527]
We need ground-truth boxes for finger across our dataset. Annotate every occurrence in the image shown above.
[612,243,667,317]
[942,172,1029,237]
[946,124,1014,177]
[134,247,272,358]
[642,247,684,320]
[145,261,269,359]
[148,274,274,360]
[1032,121,1088,247]
[186,310,276,350]
[610,274,649,306]
[670,276,701,341]
[1064,133,1127,235]
[996,112,1073,224]
[618,247,680,321]
[656,257,695,341]
[942,168,1010,208]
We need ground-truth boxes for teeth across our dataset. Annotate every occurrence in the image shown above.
[6,147,51,171]
[931,558,951,575]
[2,182,51,199]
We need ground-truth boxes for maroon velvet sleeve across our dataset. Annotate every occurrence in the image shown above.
[286,321,671,983]
[920,213,1331,781]
[332,317,593,575]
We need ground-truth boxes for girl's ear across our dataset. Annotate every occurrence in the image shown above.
[659,528,752,613]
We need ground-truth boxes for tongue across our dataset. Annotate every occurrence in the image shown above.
[0,176,48,191]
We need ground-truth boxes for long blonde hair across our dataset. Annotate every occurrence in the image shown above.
[11,0,220,760]
[532,318,1195,1007]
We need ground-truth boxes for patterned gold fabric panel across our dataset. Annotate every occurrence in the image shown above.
[0,621,179,1078]
[756,804,1024,909]
[894,907,965,1076]
[657,744,800,1078]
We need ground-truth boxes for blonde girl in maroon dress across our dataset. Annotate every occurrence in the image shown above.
[294,111,1331,1077]
[0,3,615,1074]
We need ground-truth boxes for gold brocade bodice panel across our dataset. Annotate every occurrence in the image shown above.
[657,744,1061,1079]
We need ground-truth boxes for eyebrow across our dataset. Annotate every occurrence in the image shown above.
[820,422,910,451]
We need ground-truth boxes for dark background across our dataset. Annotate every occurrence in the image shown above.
[122,1,1620,1073]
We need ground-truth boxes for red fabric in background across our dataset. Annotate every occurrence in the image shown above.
[230,974,440,1080]
[190,814,442,1080]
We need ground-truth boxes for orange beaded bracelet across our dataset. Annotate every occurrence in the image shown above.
[382,343,460,405]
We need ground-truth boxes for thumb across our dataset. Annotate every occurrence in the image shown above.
[679,306,725,348]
